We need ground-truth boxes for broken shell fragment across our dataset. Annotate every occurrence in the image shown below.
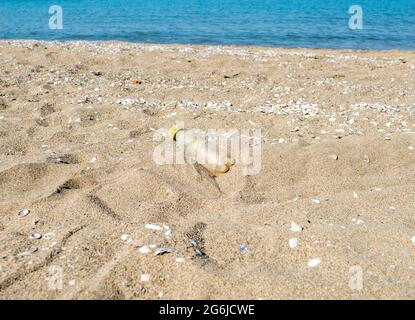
[17,209,30,218]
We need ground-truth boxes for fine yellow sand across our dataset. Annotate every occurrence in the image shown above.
[0,40,414,299]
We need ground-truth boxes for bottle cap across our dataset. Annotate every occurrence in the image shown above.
[169,125,181,141]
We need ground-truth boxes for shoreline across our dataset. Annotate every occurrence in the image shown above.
[1,39,415,54]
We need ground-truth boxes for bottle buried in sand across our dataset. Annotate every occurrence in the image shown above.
[169,125,234,176]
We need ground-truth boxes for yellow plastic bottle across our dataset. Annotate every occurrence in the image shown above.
[169,125,233,176]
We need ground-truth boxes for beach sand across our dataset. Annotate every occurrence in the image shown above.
[0,40,414,299]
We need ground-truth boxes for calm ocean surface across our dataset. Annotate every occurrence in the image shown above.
[0,0,414,50]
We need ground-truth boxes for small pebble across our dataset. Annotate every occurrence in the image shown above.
[411,236,415,245]
[328,154,338,160]
[311,199,321,204]
[175,257,185,263]
[308,258,321,268]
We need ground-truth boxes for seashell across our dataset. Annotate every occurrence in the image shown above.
[120,234,130,241]
[328,154,338,160]
[288,238,299,248]
[17,209,30,218]
[308,258,321,267]
[30,233,42,240]
[140,274,150,282]
[43,232,55,240]
[311,199,321,204]
[290,222,303,232]
[138,245,151,254]
[145,224,162,231]
[239,245,249,252]
[154,247,175,256]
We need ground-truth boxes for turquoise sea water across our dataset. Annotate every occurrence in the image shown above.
[0,0,414,49]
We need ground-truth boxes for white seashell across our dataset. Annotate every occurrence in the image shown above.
[411,236,415,245]
[308,258,321,267]
[288,238,298,248]
[43,232,55,240]
[90,157,97,163]
[120,234,130,241]
[290,222,303,232]
[328,154,338,160]
[17,209,30,218]
[138,245,151,254]
[154,248,175,256]
[30,233,42,240]
[311,199,321,204]
[140,274,150,282]
[145,224,163,231]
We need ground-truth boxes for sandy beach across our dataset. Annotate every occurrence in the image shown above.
[0,40,414,299]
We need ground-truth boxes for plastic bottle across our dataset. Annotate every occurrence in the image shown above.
[169,125,233,176]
